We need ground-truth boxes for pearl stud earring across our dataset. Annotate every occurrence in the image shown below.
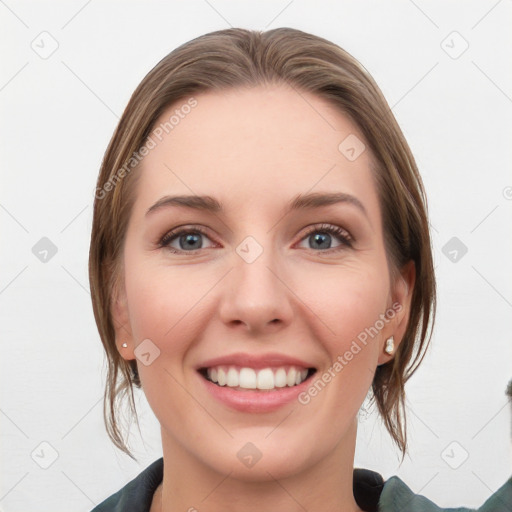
[384,336,394,355]
[122,343,128,348]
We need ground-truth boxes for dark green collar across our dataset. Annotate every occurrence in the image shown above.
[91,457,512,512]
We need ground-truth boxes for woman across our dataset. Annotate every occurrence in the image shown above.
[88,27,511,511]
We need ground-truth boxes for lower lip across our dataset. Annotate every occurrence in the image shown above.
[199,372,313,413]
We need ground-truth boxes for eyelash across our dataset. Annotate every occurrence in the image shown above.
[158,223,353,254]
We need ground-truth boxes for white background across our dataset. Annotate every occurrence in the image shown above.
[1,1,511,510]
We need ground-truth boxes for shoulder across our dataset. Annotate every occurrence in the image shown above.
[377,473,512,512]
[90,458,163,512]
[89,460,512,512]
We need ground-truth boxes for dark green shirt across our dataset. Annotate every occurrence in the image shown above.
[91,458,512,511]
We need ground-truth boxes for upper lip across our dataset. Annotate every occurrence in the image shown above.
[197,352,315,370]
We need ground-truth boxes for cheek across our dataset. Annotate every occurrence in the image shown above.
[296,260,390,346]
[294,263,387,409]
[123,263,209,414]
[123,255,210,357]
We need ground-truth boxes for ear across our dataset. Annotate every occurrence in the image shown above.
[111,272,136,361]
[377,260,416,365]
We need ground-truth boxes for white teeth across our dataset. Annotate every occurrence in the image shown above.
[217,367,227,386]
[226,367,239,387]
[206,365,310,390]
[257,368,274,390]
[287,367,297,387]
[239,368,257,389]
[296,370,307,385]
[274,368,287,388]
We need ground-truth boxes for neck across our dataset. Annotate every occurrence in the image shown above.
[157,421,362,512]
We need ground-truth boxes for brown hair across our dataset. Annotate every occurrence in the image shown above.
[89,27,436,460]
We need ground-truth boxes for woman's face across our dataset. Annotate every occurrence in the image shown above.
[113,85,413,480]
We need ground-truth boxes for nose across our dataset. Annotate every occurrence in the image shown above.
[218,241,294,335]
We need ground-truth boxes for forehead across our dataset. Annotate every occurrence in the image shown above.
[134,85,379,221]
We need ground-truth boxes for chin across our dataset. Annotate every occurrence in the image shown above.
[189,429,332,483]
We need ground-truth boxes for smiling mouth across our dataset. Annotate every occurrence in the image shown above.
[199,365,317,391]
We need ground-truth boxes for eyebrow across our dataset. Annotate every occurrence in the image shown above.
[145,192,367,218]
